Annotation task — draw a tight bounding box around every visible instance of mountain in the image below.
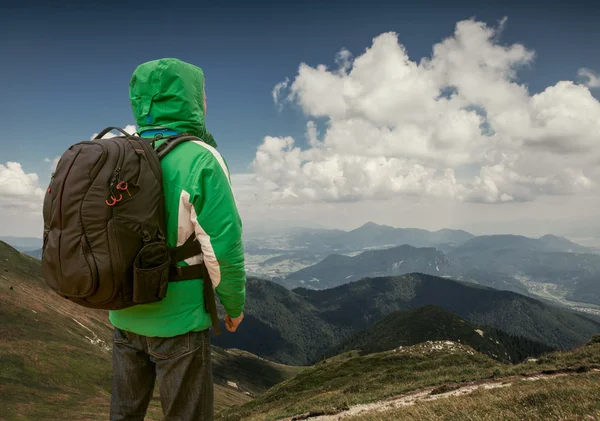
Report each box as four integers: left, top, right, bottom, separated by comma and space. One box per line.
212, 275, 600, 365
567, 276, 600, 306
325, 305, 555, 363
245, 224, 597, 289
244, 223, 474, 280
22, 248, 42, 260
539, 234, 591, 253
280, 234, 599, 301
454, 234, 590, 254
219, 336, 600, 421
214, 278, 335, 366
0, 241, 300, 420
450, 236, 600, 288
284, 245, 455, 289
0, 236, 42, 252
286, 222, 475, 253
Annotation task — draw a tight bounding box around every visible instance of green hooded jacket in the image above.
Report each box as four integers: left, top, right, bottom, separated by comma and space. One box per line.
108, 58, 246, 337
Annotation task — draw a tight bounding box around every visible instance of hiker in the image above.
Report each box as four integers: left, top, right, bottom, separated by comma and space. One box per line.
108, 58, 247, 421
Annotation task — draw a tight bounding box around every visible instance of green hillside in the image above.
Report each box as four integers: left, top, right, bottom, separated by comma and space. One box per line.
213, 275, 600, 365
325, 305, 555, 363
0, 241, 301, 421
219, 337, 600, 421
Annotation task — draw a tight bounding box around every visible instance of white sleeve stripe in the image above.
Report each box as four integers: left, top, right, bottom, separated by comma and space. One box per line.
192, 140, 231, 185
177, 190, 203, 266
181, 189, 221, 288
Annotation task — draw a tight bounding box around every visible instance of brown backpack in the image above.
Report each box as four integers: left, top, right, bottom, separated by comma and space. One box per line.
41, 127, 221, 334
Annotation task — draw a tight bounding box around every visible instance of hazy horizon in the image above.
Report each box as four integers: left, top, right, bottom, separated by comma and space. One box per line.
4, 217, 600, 248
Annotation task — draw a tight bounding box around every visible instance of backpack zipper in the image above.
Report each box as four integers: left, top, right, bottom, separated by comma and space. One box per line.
58, 150, 82, 230
47, 171, 55, 194
107, 139, 126, 205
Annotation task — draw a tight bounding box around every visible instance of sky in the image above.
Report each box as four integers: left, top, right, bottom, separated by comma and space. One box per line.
2, 0, 600, 241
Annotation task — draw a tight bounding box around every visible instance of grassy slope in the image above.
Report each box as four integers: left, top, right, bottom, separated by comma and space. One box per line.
350, 372, 600, 421
0, 241, 301, 421
326, 305, 555, 363
219, 338, 600, 421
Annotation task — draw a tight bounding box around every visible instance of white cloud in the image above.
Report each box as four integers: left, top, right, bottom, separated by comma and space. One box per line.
272, 78, 290, 109
252, 18, 600, 205
90, 124, 138, 140
44, 156, 60, 171
579, 68, 600, 88
0, 162, 45, 215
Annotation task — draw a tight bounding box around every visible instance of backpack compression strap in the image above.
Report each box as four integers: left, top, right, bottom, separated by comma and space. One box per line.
167, 230, 222, 337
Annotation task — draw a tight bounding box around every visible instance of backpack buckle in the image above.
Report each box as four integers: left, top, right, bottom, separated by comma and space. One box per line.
142, 229, 152, 243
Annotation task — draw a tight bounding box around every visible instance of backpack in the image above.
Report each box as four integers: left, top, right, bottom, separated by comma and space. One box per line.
41, 127, 221, 335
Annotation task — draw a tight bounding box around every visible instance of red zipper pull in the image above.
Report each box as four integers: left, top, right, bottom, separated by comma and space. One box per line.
116, 181, 131, 197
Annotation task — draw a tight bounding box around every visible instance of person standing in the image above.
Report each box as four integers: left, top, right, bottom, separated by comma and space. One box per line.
109, 58, 246, 421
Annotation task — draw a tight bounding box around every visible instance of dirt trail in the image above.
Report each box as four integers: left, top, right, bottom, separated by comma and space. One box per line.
283, 369, 599, 421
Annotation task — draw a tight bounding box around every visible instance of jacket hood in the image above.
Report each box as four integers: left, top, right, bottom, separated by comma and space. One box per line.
129, 58, 216, 147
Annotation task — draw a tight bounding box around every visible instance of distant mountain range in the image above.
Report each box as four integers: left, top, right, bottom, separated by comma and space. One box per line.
325, 305, 555, 363
456, 234, 590, 254
213, 274, 600, 365
245, 223, 599, 294
282, 232, 600, 302
0, 236, 42, 252
284, 222, 475, 253
3, 225, 592, 257
7, 225, 599, 307
250, 222, 590, 255
22, 248, 43, 260
284, 245, 456, 289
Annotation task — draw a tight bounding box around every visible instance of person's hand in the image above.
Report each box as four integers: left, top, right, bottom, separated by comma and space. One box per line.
225, 313, 244, 333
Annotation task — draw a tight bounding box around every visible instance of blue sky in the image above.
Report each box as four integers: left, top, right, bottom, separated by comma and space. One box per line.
2, 0, 600, 238
2, 0, 599, 180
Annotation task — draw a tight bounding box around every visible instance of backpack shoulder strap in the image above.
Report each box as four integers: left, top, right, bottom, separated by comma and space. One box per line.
150, 134, 221, 335
155, 135, 204, 160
